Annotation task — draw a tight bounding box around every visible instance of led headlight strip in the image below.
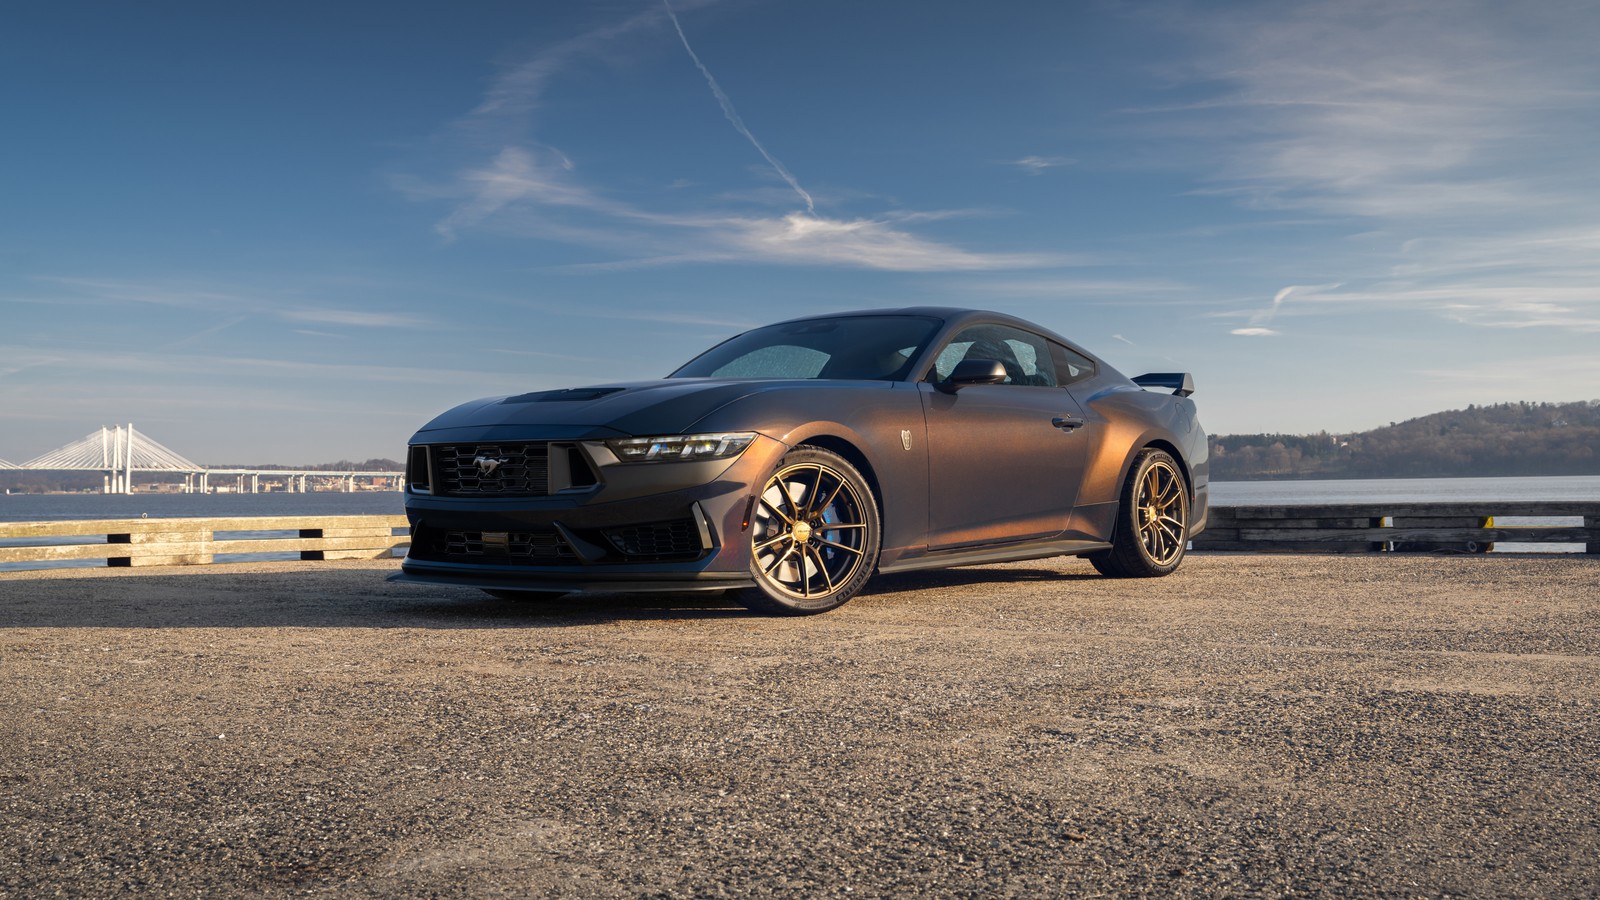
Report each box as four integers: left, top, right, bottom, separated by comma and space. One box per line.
605, 432, 756, 463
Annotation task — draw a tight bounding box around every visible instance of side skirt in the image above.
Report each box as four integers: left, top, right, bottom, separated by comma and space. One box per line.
875, 539, 1111, 575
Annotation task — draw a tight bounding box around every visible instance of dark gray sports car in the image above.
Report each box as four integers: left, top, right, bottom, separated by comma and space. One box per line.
393, 308, 1207, 614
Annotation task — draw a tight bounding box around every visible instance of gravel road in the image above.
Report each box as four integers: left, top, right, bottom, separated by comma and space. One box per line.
2, 553, 1597, 897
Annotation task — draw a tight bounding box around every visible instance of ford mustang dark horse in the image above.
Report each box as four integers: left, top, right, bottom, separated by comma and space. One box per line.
393, 308, 1207, 614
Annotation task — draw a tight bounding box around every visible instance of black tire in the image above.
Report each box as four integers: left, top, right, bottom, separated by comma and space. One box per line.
483, 589, 569, 601
737, 447, 881, 616
1088, 448, 1189, 578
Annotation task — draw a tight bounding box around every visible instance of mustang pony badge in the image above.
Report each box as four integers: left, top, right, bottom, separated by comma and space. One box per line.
473, 456, 507, 476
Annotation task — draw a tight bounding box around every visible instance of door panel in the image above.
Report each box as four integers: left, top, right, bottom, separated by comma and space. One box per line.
919, 383, 1089, 550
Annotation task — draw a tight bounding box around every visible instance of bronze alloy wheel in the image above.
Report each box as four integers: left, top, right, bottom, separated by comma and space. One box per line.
1136, 456, 1187, 566
1089, 448, 1189, 578
741, 448, 880, 615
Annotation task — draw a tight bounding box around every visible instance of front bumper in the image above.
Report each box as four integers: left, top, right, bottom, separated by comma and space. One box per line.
393, 434, 787, 594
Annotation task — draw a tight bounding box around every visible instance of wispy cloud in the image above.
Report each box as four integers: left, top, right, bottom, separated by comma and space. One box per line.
1152, 1, 1600, 218
406, 3, 1061, 273
1008, 155, 1075, 175
953, 275, 1192, 298
424, 146, 1064, 271
1229, 283, 1339, 336
1214, 280, 1600, 334
0, 344, 521, 389
279, 307, 426, 328
1144, 0, 1600, 334
662, 0, 814, 215
35, 276, 429, 329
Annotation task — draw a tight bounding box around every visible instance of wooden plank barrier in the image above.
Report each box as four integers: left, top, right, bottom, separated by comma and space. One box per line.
0, 515, 410, 569
1195, 502, 1600, 554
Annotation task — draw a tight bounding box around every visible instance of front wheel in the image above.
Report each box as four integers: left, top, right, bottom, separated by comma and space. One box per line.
738, 448, 881, 615
1089, 448, 1189, 578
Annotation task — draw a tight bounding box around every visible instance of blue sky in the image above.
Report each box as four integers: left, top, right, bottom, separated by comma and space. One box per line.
4, 0, 1599, 465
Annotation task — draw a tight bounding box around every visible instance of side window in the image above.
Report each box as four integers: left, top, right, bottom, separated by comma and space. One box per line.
1050, 343, 1097, 386
930, 324, 1059, 387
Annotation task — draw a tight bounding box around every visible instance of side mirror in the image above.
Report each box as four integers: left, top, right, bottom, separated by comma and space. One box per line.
938, 358, 1007, 393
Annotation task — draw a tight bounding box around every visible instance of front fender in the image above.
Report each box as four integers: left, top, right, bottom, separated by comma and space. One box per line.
686, 383, 930, 557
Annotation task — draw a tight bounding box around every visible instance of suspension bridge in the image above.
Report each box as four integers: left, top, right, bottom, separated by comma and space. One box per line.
3, 425, 402, 495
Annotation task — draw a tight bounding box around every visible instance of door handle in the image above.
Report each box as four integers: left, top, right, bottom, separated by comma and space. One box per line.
1051, 416, 1084, 431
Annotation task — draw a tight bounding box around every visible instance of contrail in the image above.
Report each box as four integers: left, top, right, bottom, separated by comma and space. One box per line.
662, 0, 816, 215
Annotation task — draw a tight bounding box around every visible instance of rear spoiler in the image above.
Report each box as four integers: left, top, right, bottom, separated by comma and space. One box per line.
1132, 372, 1195, 397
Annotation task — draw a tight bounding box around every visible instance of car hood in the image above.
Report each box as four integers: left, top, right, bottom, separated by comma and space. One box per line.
414, 378, 886, 440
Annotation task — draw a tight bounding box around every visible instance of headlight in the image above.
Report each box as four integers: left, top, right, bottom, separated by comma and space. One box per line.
605, 432, 756, 463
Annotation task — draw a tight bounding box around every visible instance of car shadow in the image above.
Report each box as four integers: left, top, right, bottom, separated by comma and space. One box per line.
0, 562, 1101, 629
866, 566, 1099, 595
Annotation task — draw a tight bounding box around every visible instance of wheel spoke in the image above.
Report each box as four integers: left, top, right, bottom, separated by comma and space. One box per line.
780, 476, 806, 520
760, 541, 797, 577
814, 522, 867, 530
754, 533, 790, 553
1159, 474, 1181, 501
812, 477, 846, 518
812, 535, 863, 555
759, 497, 794, 526
809, 545, 835, 594
806, 466, 828, 517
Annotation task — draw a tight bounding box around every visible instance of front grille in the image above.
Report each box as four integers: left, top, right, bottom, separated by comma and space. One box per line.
603, 520, 701, 559
423, 528, 576, 564
435, 444, 549, 496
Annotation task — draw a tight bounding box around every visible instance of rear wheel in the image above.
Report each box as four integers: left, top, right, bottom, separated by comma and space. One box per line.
738, 448, 881, 615
1089, 448, 1189, 578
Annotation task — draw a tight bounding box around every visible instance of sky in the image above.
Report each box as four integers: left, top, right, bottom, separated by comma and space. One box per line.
4, 0, 1599, 465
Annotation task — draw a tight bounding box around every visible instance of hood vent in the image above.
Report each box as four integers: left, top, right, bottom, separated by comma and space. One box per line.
502, 387, 626, 404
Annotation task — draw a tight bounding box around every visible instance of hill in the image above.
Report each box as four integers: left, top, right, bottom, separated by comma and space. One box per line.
1211, 401, 1600, 480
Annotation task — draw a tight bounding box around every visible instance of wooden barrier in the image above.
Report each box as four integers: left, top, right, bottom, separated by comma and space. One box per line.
1195, 502, 1600, 554
0, 515, 410, 569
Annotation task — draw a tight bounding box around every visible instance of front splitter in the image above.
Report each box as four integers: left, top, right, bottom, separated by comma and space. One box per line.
388, 568, 753, 594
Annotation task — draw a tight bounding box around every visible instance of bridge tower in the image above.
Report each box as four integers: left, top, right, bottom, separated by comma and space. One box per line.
21, 424, 201, 494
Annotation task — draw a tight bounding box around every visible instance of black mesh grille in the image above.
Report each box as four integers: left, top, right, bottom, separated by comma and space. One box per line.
435, 444, 549, 496
420, 527, 576, 564
603, 520, 701, 559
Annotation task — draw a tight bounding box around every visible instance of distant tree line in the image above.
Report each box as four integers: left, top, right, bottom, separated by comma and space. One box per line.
1211, 400, 1600, 480
0, 458, 402, 494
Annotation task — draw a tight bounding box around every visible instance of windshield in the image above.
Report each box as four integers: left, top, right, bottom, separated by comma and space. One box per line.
670, 315, 943, 381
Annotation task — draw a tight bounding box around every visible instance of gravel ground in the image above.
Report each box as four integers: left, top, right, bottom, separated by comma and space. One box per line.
2, 553, 1597, 898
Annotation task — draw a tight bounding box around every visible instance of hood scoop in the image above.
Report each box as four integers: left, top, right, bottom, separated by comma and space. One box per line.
502, 387, 627, 404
